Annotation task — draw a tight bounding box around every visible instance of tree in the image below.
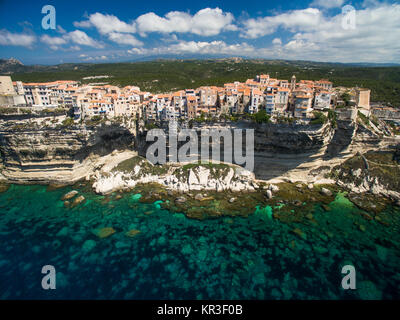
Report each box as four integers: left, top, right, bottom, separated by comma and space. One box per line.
252, 109, 271, 124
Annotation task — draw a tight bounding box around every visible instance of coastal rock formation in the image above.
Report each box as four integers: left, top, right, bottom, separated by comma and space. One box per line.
331, 149, 400, 201
0, 117, 136, 184
92, 156, 258, 195
0, 115, 398, 196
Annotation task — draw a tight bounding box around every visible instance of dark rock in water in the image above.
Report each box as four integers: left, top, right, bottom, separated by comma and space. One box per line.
292, 228, 307, 240
47, 183, 68, 191
61, 190, 78, 201
396, 200, 400, 207
357, 281, 382, 300
322, 204, 331, 212
293, 200, 302, 207
82, 239, 96, 252
320, 188, 333, 197
52, 240, 62, 249
114, 194, 122, 200
0, 184, 9, 193
175, 197, 186, 204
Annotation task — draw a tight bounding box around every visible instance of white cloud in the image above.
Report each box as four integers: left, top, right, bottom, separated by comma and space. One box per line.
241, 8, 324, 38
136, 8, 237, 36
64, 30, 104, 48
0, 29, 36, 47
278, 3, 400, 62
127, 40, 253, 56
107, 32, 143, 46
74, 13, 136, 35
40, 34, 67, 50
272, 38, 282, 45
81, 55, 108, 62
310, 0, 345, 9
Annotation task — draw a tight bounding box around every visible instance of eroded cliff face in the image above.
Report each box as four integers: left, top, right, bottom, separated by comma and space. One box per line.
0, 116, 397, 185
136, 120, 388, 182
0, 118, 136, 183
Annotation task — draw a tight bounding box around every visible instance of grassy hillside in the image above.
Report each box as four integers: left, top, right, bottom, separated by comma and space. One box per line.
3, 59, 400, 106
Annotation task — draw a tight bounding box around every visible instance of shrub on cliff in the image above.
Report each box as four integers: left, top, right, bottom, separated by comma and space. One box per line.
61, 117, 74, 127
310, 111, 328, 125
251, 109, 271, 124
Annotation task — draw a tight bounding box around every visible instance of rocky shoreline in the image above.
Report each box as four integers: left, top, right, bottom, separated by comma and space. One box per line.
1, 116, 400, 212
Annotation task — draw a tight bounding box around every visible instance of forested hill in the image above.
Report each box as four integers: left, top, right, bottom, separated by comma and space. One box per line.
2, 58, 400, 106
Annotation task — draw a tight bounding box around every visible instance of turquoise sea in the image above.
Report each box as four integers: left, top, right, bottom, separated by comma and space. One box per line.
0, 184, 399, 300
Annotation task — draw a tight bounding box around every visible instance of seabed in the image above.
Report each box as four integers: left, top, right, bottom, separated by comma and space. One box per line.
0, 182, 399, 300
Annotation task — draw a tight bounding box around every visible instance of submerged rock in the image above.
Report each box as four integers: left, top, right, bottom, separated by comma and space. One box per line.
322, 204, 331, 212
93, 227, 116, 239
321, 188, 333, 197
82, 239, 96, 252
61, 190, 78, 201
357, 281, 382, 300
0, 184, 10, 193
125, 229, 141, 237
292, 228, 307, 240
72, 195, 85, 207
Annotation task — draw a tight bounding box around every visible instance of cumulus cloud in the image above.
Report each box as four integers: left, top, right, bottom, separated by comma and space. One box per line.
40, 34, 67, 50
64, 30, 104, 48
74, 13, 136, 35
272, 38, 282, 45
81, 55, 108, 62
127, 40, 253, 56
278, 3, 400, 62
310, 0, 345, 9
107, 32, 143, 46
41, 30, 104, 50
241, 8, 324, 38
136, 8, 237, 36
0, 29, 36, 47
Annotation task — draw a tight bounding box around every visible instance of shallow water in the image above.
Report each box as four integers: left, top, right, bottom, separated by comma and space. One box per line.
0, 184, 399, 300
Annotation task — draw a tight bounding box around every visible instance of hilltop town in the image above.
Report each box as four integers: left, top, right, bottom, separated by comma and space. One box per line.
2, 72, 397, 124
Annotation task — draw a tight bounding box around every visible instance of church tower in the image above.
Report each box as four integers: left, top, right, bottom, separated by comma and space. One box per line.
290, 75, 296, 91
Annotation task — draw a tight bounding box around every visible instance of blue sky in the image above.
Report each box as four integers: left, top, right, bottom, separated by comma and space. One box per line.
0, 0, 399, 64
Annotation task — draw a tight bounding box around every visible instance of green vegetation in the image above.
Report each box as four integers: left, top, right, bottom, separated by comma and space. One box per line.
327, 109, 337, 128
6, 59, 400, 106
61, 117, 74, 127
0, 107, 18, 114
310, 111, 328, 125
357, 111, 370, 126
251, 109, 271, 124
112, 156, 169, 176
84, 115, 104, 126
276, 115, 295, 124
